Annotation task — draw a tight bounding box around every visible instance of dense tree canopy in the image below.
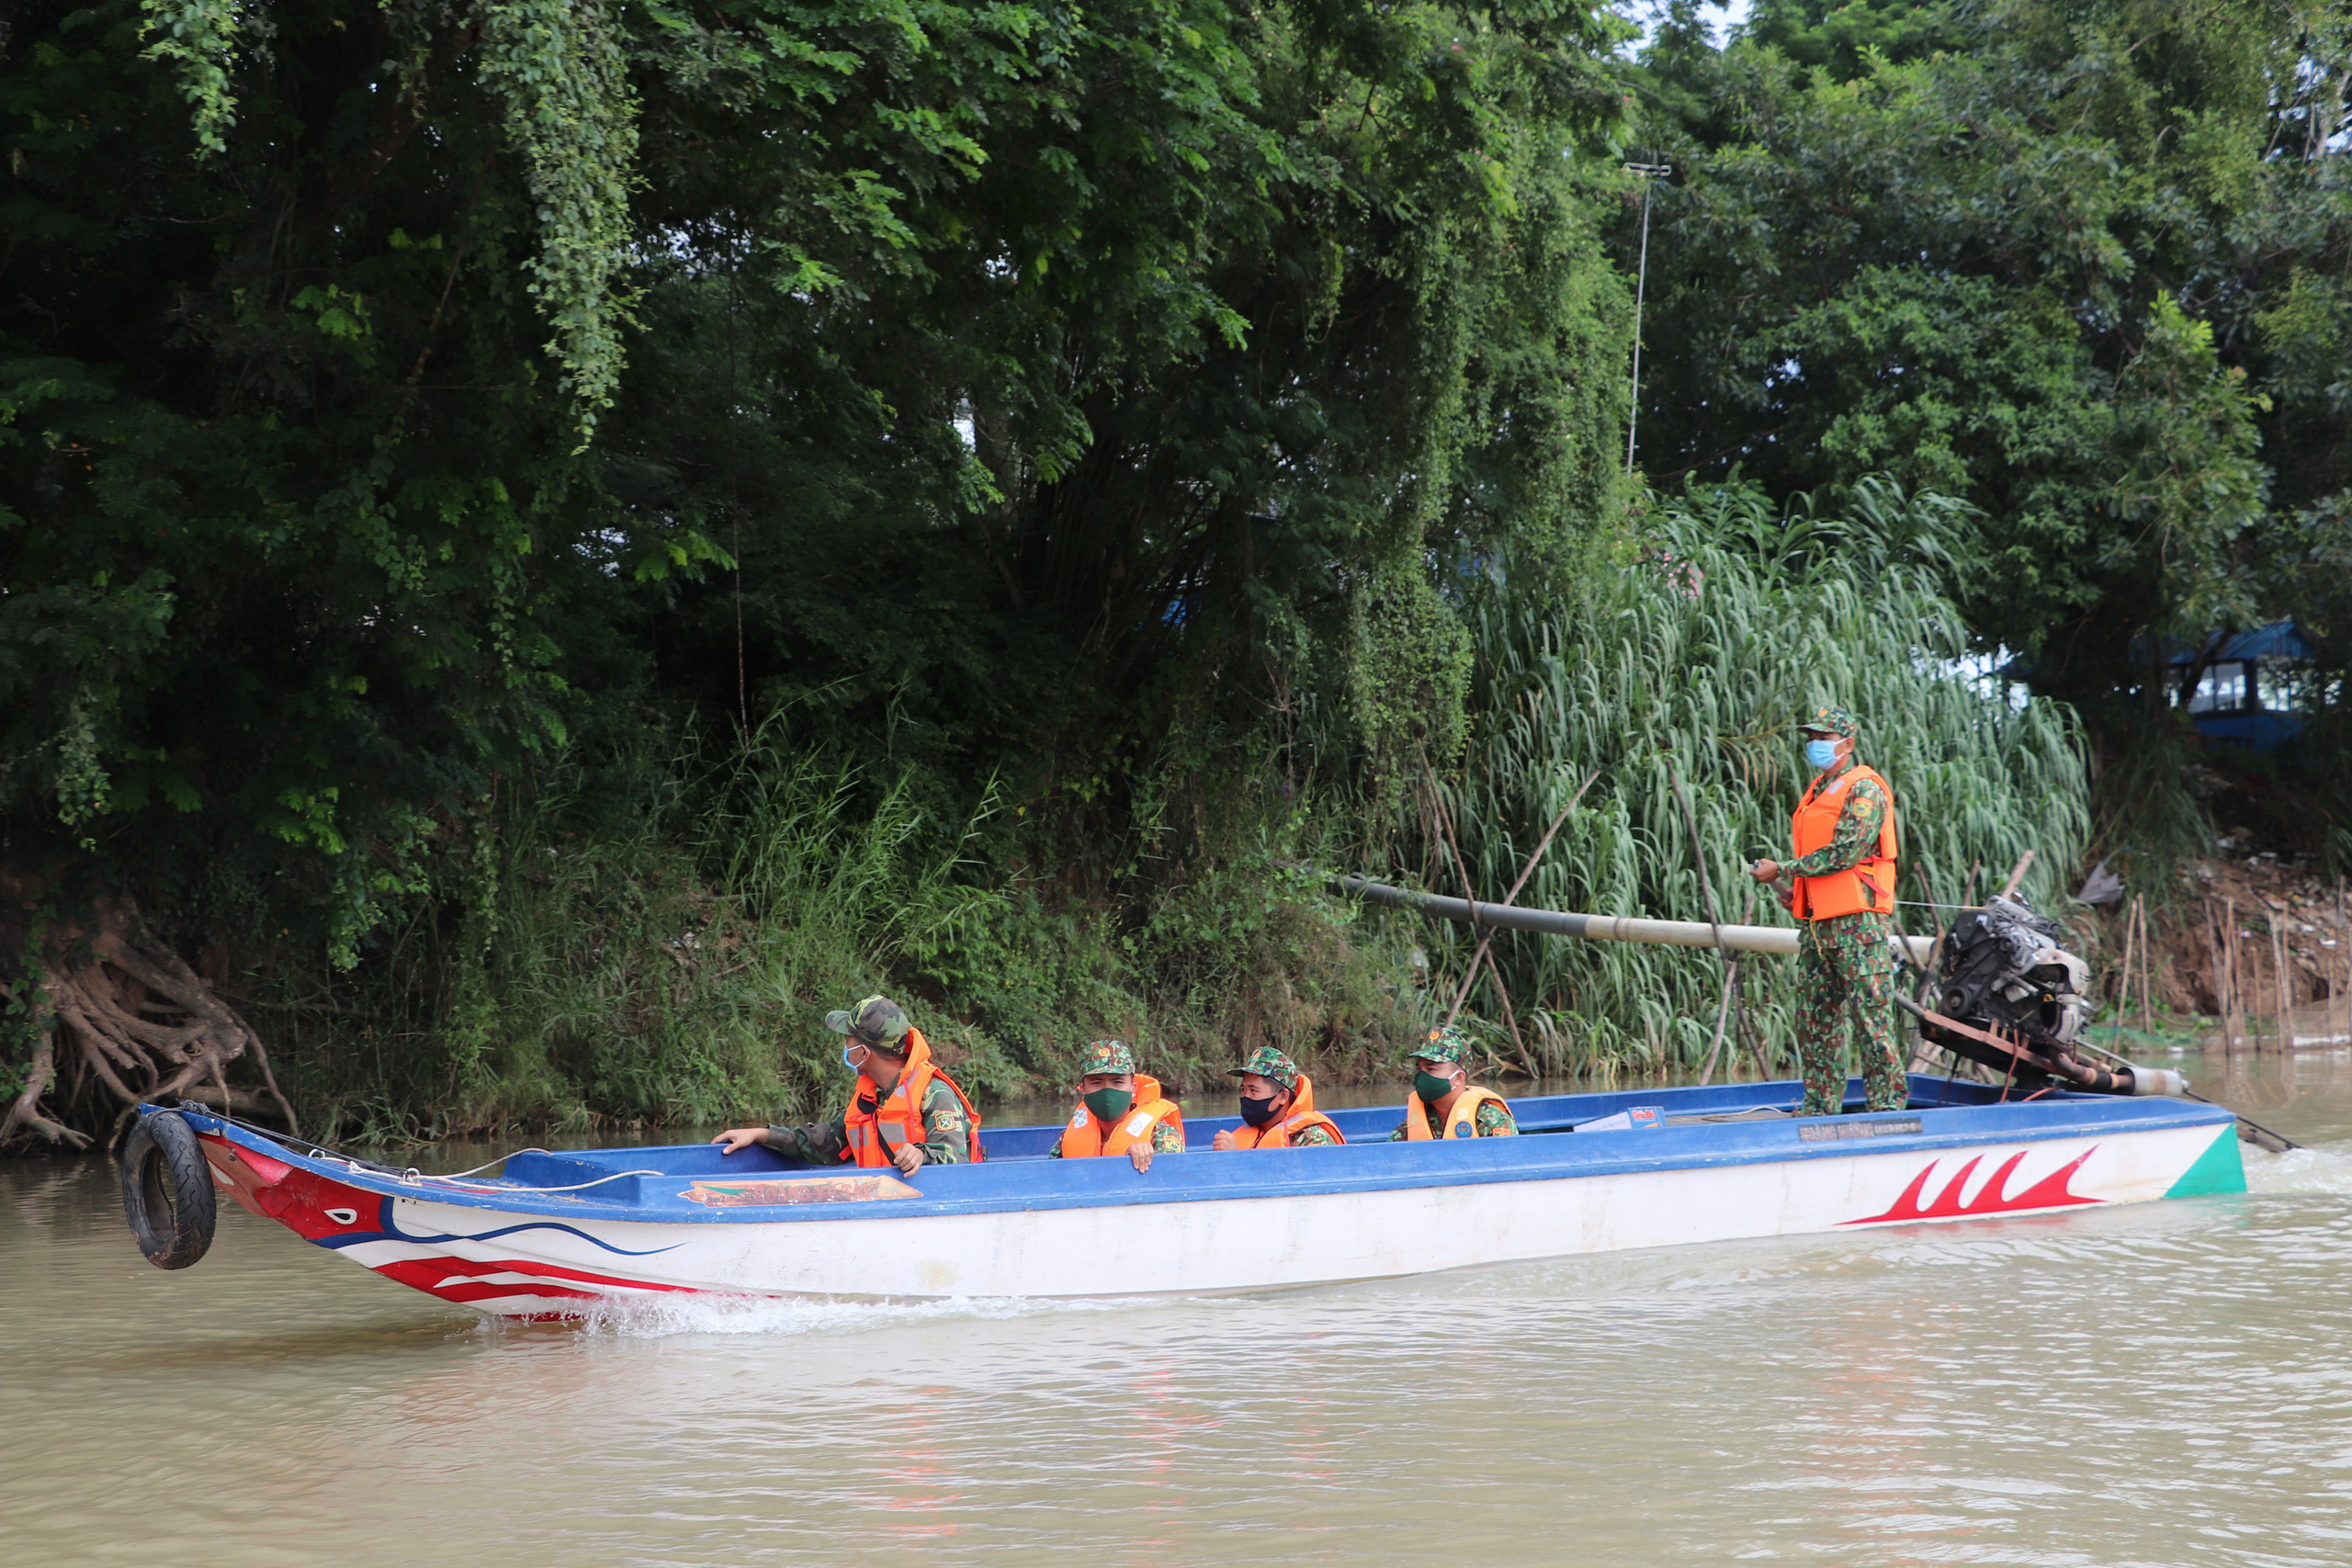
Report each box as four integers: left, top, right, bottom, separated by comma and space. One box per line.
2, 0, 1652, 1138
1, 0, 1634, 948
1620, 0, 2352, 856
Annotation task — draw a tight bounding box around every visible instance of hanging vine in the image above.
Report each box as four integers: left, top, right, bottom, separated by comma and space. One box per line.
138, 0, 247, 154
473, 0, 642, 437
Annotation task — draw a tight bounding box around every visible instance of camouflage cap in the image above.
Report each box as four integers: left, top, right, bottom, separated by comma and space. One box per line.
825, 995, 910, 1051
1079, 1039, 1136, 1076
1226, 1045, 1300, 1090
1800, 705, 1860, 740
1410, 1024, 1475, 1067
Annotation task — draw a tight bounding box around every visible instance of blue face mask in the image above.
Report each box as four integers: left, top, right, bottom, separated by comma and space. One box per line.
1804, 738, 1840, 770
842, 1044, 861, 1073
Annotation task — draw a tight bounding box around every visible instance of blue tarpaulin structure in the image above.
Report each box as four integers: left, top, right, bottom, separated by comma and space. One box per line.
2168, 621, 2313, 751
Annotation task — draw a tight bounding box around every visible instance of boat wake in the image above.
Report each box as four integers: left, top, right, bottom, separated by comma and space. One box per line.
536, 1287, 1152, 1340
2245, 1141, 2352, 1196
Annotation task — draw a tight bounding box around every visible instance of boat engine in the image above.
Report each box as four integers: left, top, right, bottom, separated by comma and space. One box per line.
1938, 896, 2093, 1050
1902, 895, 2188, 1097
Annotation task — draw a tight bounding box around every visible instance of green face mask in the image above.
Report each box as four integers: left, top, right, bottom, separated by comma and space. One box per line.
1083, 1087, 1135, 1123
1414, 1069, 1457, 1105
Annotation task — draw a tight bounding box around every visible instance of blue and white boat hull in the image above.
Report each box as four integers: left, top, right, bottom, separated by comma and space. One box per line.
175, 1077, 2245, 1317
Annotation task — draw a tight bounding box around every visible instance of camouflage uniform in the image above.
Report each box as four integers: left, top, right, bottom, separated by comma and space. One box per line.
762, 996, 972, 1164
1385, 1025, 1519, 1140
1780, 708, 1906, 1117
1047, 1039, 1185, 1157
1227, 1045, 1341, 1145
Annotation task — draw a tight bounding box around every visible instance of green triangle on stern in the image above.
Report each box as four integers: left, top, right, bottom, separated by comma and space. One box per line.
2165, 1126, 2249, 1199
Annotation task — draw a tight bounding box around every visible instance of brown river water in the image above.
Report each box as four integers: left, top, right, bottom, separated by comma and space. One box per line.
6, 1051, 2352, 1567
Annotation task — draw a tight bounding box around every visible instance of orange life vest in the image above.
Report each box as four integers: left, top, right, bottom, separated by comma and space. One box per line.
1789, 761, 1898, 920
1226, 1075, 1345, 1149
842, 1026, 984, 1167
1404, 1084, 1508, 1140
1054, 1074, 1184, 1157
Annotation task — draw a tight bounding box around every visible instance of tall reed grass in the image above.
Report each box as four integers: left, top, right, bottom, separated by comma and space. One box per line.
1385, 480, 2090, 1077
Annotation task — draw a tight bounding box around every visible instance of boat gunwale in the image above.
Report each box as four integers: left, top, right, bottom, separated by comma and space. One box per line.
169, 1081, 2236, 1229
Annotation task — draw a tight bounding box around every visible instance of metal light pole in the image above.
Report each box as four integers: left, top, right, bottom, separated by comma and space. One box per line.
1623, 160, 1672, 476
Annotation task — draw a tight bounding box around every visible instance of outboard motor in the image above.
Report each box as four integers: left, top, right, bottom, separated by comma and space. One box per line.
1902, 894, 2188, 1097
1938, 896, 2094, 1050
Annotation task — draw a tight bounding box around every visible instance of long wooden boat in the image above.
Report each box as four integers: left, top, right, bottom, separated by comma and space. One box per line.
156, 1076, 2244, 1319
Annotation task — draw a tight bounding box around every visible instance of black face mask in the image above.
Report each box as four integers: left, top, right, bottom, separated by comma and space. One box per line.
1238, 1093, 1282, 1128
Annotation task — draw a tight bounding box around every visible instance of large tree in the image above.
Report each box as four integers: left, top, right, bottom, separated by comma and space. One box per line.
0, 0, 1636, 1143
1619, 0, 2352, 859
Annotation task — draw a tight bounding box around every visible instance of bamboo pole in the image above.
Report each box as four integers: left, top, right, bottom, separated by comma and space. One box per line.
1331, 875, 1938, 964
2135, 894, 2154, 1038
2113, 897, 2137, 1048
1440, 773, 1597, 1027
1996, 850, 2036, 901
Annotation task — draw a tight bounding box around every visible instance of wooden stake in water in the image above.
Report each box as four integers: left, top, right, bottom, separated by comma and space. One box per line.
2335, 880, 2346, 1043
2274, 919, 2295, 1052
2223, 897, 2241, 1055
2204, 901, 2223, 1054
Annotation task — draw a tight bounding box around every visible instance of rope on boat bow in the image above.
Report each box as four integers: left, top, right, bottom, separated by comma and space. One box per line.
175, 1102, 664, 1191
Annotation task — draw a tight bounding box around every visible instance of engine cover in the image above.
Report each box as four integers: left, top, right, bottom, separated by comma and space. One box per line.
1937, 895, 2093, 1049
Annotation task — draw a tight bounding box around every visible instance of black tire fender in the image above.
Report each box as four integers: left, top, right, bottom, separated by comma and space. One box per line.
121, 1110, 217, 1269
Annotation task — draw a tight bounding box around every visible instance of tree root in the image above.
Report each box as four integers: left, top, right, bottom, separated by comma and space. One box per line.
2, 896, 298, 1149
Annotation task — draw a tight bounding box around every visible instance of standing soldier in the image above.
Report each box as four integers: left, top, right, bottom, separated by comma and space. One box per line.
1048, 1039, 1184, 1171
712, 995, 980, 1174
1386, 1026, 1517, 1140
1747, 706, 1905, 1116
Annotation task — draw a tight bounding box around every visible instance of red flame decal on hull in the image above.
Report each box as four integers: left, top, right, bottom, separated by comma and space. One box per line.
1843, 1146, 2100, 1227
370, 1254, 699, 1304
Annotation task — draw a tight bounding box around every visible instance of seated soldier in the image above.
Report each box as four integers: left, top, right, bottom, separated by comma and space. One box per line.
1388, 1025, 1517, 1141
1049, 1039, 1183, 1171
714, 995, 980, 1176
1211, 1047, 1345, 1149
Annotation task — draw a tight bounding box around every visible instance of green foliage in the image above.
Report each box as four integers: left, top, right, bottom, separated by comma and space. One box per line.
135, 0, 240, 153
474, 0, 641, 432
1, 0, 1634, 922
1346, 557, 1476, 809
1386, 479, 2087, 1077
13, 0, 2222, 1139
257, 716, 1414, 1139
1618, 0, 2352, 866
1742, 0, 1956, 80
